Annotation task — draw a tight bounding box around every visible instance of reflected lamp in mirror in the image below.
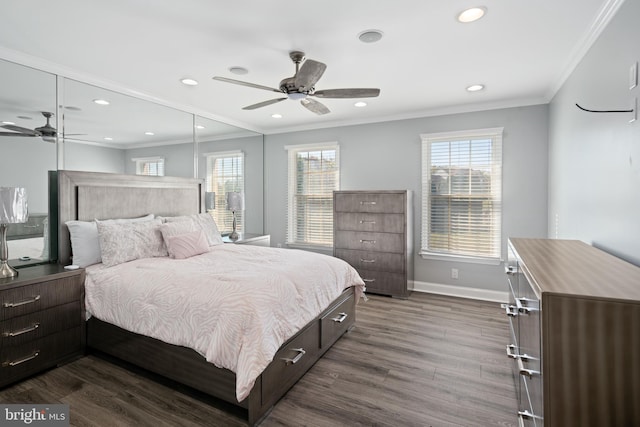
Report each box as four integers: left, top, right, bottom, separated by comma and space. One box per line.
0, 187, 28, 278
225, 192, 244, 241
205, 192, 216, 211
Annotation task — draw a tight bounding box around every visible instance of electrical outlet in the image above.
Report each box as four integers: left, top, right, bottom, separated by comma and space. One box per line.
451, 268, 459, 279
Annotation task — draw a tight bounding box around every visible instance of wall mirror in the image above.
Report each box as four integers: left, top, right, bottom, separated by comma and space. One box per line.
0, 58, 57, 265
0, 56, 265, 268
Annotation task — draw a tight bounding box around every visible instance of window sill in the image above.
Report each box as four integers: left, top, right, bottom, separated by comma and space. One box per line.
419, 251, 502, 266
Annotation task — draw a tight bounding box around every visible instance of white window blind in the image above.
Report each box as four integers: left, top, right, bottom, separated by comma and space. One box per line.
286, 143, 339, 248
133, 157, 164, 176
420, 128, 503, 260
205, 151, 244, 234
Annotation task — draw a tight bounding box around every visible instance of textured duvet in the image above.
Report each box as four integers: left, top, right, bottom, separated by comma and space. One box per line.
84, 244, 365, 401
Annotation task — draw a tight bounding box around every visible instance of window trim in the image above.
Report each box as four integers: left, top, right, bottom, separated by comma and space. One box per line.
419, 127, 503, 264
285, 142, 340, 249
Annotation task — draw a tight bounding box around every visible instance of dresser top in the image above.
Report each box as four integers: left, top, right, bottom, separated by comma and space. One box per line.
510, 238, 640, 302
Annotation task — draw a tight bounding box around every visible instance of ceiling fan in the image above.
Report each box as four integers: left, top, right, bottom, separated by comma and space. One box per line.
213, 51, 380, 115
0, 111, 57, 142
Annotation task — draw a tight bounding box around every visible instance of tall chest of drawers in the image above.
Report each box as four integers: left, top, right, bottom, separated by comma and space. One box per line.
333, 190, 413, 298
505, 238, 640, 427
1, 264, 85, 388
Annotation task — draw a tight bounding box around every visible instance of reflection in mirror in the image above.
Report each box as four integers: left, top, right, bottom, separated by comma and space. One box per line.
0, 58, 57, 265
196, 116, 264, 235
61, 78, 195, 177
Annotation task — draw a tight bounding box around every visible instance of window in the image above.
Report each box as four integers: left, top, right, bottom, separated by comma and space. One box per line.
204, 150, 244, 234
286, 143, 339, 248
133, 157, 164, 176
420, 128, 503, 261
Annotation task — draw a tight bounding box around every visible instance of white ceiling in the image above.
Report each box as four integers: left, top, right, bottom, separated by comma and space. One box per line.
0, 0, 621, 136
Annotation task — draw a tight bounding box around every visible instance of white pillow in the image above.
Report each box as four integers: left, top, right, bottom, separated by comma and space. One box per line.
65, 214, 154, 267
97, 218, 167, 267
162, 213, 223, 246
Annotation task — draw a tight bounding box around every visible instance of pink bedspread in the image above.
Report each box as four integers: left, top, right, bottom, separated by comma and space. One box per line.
84, 244, 364, 401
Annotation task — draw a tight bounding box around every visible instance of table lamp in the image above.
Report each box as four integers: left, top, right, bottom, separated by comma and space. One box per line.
225, 192, 244, 241
0, 187, 28, 278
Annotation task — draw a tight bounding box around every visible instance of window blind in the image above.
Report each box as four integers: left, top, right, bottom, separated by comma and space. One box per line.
133, 157, 164, 176
205, 151, 244, 234
420, 128, 503, 260
286, 143, 339, 247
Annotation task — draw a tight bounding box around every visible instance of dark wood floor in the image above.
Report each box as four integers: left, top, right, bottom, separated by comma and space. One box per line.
0, 293, 518, 426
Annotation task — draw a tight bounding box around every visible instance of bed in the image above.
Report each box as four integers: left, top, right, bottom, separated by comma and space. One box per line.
54, 170, 364, 425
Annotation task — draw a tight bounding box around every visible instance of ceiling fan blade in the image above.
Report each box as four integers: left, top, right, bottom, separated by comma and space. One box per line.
0, 131, 38, 137
295, 59, 327, 91
213, 76, 282, 93
313, 88, 380, 98
1, 124, 41, 136
300, 98, 330, 115
242, 97, 287, 110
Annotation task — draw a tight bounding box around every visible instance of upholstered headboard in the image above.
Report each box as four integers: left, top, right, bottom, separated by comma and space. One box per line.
54, 170, 204, 265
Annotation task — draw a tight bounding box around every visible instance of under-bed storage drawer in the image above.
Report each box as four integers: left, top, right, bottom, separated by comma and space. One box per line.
261, 321, 320, 405
320, 291, 355, 349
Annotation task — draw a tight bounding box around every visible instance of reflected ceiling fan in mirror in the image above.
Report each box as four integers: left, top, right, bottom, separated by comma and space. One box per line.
1, 111, 57, 142
213, 51, 380, 115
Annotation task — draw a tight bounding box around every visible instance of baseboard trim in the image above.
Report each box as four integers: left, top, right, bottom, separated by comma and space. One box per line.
411, 281, 508, 303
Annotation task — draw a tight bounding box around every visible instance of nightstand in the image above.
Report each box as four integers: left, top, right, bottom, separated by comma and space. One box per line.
0, 263, 85, 388
222, 233, 271, 247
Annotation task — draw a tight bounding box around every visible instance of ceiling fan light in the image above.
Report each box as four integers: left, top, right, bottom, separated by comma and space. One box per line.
457, 7, 487, 23
288, 92, 307, 101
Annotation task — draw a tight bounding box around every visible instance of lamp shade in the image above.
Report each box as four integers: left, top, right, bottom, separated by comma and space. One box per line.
226, 192, 244, 211
0, 187, 28, 224
205, 192, 216, 210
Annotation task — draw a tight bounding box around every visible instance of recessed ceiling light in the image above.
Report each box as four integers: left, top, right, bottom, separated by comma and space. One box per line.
16, 116, 31, 120
358, 29, 384, 43
181, 78, 199, 86
229, 67, 249, 75
271, 113, 282, 119
195, 125, 205, 129
145, 131, 155, 136
93, 99, 110, 105
466, 84, 485, 92
104, 137, 113, 141
64, 105, 82, 111
2, 121, 15, 125
457, 7, 487, 23
354, 101, 367, 108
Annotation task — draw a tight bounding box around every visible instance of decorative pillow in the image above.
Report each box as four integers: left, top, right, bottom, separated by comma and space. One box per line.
163, 213, 223, 246
66, 214, 154, 267
96, 218, 167, 267
159, 220, 197, 241
165, 230, 210, 259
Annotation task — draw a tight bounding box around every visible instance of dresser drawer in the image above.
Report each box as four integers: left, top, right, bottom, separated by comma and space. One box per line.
334, 212, 404, 233
358, 269, 407, 296
0, 276, 81, 321
320, 291, 355, 349
335, 192, 405, 214
1, 301, 81, 347
334, 231, 405, 253
335, 249, 405, 273
261, 321, 320, 404
0, 326, 83, 387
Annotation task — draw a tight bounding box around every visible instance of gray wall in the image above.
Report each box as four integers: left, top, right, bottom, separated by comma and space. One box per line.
64, 141, 126, 174
125, 143, 194, 178
548, 0, 640, 266
264, 104, 549, 292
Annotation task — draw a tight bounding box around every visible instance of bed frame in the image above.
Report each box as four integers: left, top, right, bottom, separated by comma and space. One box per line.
54, 170, 356, 426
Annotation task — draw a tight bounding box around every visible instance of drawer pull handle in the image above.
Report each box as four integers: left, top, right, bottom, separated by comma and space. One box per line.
2, 350, 40, 367
504, 265, 516, 275
3, 295, 41, 308
517, 356, 539, 378
359, 239, 376, 244
360, 201, 377, 205
331, 312, 348, 323
281, 348, 306, 365
506, 344, 519, 359
360, 258, 376, 263
362, 278, 376, 283
359, 220, 376, 224
518, 410, 543, 422
3, 322, 40, 338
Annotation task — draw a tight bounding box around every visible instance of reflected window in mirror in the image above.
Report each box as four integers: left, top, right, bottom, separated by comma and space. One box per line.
133, 156, 165, 176
205, 150, 244, 235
